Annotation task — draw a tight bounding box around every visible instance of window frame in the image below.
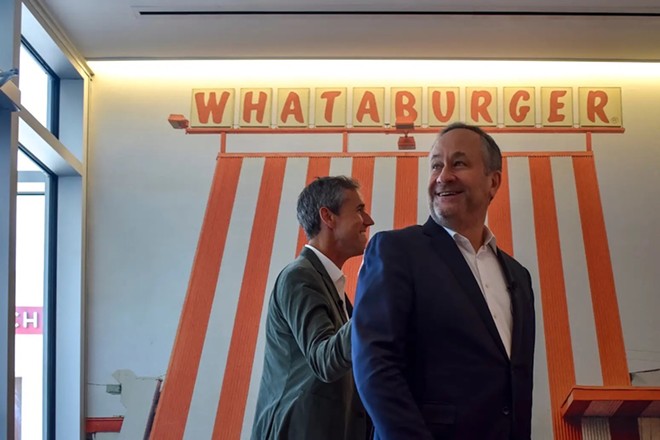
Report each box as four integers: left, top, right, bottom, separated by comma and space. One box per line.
20, 37, 60, 137
17, 145, 57, 439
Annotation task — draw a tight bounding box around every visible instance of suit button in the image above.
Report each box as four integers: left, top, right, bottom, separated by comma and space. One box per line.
502, 406, 511, 416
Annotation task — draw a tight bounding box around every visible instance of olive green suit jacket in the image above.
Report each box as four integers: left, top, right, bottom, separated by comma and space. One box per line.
251, 247, 368, 440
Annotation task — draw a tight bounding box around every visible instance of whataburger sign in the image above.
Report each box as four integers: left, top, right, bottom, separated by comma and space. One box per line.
189, 87, 622, 129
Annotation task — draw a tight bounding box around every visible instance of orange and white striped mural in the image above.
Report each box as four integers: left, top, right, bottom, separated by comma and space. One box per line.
149, 150, 656, 440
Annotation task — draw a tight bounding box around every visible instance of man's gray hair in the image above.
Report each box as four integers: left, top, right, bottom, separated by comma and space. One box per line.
438, 122, 502, 173
297, 176, 360, 239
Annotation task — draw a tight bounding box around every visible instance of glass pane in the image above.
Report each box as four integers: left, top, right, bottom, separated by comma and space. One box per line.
15, 149, 49, 440
17, 151, 42, 172
19, 44, 50, 128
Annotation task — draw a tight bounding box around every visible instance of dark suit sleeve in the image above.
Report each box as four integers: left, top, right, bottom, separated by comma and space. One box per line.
352, 232, 434, 440
275, 266, 352, 383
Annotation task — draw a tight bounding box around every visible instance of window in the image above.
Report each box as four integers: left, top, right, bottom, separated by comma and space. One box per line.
15, 148, 54, 440
2, 4, 87, 439
19, 40, 59, 135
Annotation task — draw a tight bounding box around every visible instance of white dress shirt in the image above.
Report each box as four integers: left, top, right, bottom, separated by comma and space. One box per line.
304, 245, 349, 319
442, 226, 513, 358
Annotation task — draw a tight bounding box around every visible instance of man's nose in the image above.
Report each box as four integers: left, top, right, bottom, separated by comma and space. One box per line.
363, 212, 375, 226
438, 166, 455, 183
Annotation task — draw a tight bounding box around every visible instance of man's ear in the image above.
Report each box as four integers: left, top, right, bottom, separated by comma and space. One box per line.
319, 206, 335, 230
489, 170, 502, 201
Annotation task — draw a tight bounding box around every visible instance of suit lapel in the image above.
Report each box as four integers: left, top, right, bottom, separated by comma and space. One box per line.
496, 250, 525, 363
422, 217, 509, 360
300, 247, 348, 324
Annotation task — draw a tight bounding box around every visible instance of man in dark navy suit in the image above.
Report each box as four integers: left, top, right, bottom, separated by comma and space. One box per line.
352, 122, 536, 440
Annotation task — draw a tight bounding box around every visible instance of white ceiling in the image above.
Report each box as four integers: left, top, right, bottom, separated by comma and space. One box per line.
37, 0, 660, 61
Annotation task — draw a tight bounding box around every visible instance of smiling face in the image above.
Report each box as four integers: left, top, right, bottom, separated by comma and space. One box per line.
428, 128, 501, 234
332, 188, 374, 260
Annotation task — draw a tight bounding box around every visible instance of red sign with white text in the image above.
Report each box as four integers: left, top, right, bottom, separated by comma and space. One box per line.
15, 307, 43, 335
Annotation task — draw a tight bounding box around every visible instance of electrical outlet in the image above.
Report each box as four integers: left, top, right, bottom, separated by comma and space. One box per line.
106, 384, 122, 395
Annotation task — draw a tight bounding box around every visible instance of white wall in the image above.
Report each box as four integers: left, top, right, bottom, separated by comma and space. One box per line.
85, 61, 660, 431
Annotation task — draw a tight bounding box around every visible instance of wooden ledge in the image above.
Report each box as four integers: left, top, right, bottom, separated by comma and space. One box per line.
561, 386, 660, 418
183, 126, 626, 135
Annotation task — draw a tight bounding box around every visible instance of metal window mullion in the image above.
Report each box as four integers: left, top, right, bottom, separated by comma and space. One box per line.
48, 75, 59, 137
18, 170, 48, 183
43, 173, 57, 440
0, 0, 21, 438
0, 108, 18, 440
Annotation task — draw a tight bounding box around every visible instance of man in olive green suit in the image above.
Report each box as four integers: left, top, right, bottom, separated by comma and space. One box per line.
251, 176, 374, 440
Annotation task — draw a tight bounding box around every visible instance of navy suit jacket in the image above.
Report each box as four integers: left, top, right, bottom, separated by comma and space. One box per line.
352, 218, 535, 440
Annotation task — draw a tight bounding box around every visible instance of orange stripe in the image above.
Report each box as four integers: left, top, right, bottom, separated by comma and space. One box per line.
212, 157, 287, 440
573, 156, 630, 386
585, 132, 592, 152
150, 157, 243, 440
295, 157, 332, 255
344, 157, 375, 302
529, 157, 582, 440
488, 157, 513, 256
393, 156, 418, 229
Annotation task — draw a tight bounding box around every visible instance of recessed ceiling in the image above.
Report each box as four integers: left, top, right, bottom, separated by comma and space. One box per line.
36, 0, 660, 61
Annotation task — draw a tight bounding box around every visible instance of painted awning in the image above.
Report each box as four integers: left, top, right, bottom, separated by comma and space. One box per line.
150, 151, 636, 440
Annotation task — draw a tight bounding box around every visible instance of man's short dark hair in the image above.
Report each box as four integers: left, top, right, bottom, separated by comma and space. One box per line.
439, 122, 502, 173
297, 176, 360, 239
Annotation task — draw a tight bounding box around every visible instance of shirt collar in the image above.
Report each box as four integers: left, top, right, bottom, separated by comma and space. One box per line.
442, 225, 498, 253
304, 244, 345, 285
